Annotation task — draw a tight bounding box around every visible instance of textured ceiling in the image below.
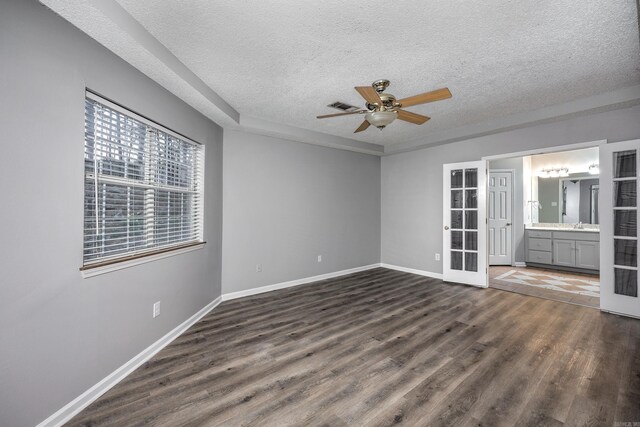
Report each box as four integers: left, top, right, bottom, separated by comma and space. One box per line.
41, 0, 639, 148
112, 0, 640, 146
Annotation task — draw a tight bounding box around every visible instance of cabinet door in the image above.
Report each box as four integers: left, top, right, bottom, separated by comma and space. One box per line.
576, 241, 600, 270
553, 239, 576, 267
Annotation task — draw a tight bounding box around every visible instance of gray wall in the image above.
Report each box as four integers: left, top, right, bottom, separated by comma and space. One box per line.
489, 157, 525, 263
539, 178, 561, 222
381, 104, 640, 274
222, 130, 381, 294
0, 2, 223, 426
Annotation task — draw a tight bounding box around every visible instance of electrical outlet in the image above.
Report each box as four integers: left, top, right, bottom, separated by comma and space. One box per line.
153, 301, 161, 318
317, 255, 322, 263
435, 253, 441, 261
256, 263, 262, 273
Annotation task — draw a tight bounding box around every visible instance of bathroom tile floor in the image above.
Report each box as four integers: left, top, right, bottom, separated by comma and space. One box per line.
489, 265, 600, 308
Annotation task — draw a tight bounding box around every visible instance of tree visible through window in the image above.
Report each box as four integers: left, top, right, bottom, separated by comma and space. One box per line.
83, 93, 204, 266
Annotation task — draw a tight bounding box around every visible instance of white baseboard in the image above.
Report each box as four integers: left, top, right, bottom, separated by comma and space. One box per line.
379, 263, 443, 280
37, 296, 223, 427
514, 262, 527, 267
37, 262, 394, 426
222, 264, 381, 301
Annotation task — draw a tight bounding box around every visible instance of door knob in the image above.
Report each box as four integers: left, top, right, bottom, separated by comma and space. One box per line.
506, 223, 512, 226
444, 226, 450, 230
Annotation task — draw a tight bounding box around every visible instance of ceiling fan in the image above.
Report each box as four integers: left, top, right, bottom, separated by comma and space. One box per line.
317, 79, 452, 133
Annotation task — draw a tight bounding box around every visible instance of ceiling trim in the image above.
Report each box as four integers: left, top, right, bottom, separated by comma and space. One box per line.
40, 1, 640, 157
238, 116, 385, 156
384, 85, 640, 155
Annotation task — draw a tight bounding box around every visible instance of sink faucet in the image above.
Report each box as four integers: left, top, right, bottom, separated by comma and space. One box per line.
573, 221, 583, 229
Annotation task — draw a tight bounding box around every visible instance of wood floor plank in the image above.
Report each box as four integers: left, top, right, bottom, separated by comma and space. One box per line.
66, 268, 640, 427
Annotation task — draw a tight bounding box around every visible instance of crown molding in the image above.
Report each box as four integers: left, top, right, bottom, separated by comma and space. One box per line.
384, 85, 640, 155
40, 1, 640, 157
236, 116, 385, 156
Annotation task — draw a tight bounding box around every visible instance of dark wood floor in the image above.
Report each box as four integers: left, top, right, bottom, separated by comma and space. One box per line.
67, 268, 640, 426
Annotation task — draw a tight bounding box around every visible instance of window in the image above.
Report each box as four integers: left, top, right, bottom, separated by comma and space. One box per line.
82, 92, 204, 270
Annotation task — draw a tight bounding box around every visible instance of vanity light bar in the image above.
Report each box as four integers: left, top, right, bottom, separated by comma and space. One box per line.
539, 167, 569, 178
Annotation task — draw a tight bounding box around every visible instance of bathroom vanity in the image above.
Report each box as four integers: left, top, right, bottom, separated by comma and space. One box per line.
526, 224, 599, 273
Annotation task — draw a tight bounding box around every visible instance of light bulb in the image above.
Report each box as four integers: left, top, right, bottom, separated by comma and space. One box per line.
365, 111, 397, 128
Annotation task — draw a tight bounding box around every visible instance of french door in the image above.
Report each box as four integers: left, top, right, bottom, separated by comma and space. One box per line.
443, 161, 487, 287
600, 139, 640, 318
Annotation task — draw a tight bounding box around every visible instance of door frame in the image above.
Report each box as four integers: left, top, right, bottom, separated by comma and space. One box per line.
488, 168, 515, 266
481, 139, 605, 301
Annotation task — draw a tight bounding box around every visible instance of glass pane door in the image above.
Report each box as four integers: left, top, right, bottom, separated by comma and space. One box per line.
612, 150, 637, 297
600, 140, 640, 317
443, 161, 487, 287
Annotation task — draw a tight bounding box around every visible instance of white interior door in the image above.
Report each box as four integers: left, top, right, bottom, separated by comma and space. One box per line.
443, 161, 487, 287
488, 171, 513, 265
600, 139, 640, 318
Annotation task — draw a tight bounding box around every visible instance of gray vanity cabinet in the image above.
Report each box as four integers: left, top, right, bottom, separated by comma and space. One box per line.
526, 229, 599, 272
575, 240, 599, 270
552, 239, 576, 267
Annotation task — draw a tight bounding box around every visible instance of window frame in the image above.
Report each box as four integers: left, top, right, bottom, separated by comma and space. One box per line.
81, 91, 205, 277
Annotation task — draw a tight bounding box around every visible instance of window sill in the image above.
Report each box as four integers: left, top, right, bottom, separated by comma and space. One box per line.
80, 242, 206, 278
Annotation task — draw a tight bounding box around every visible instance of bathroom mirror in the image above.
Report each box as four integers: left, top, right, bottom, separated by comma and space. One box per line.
535, 174, 599, 224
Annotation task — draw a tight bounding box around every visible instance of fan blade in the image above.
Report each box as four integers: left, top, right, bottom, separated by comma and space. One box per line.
354, 120, 370, 133
316, 110, 366, 119
397, 109, 430, 125
397, 88, 452, 108
355, 86, 383, 106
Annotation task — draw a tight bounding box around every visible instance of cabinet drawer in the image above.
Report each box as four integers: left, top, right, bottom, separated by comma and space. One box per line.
528, 238, 552, 252
553, 231, 599, 241
527, 230, 552, 239
528, 250, 552, 264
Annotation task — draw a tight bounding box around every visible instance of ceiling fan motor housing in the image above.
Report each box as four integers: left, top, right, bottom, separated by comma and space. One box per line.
366, 93, 398, 111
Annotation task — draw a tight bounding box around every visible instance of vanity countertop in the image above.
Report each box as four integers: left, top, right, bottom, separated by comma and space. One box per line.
525, 226, 599, 233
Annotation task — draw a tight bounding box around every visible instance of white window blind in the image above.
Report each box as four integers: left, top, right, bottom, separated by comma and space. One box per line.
83, 93, 204, 267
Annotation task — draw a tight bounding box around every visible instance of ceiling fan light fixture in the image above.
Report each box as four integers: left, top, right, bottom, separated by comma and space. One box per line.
365, 110, 397, 129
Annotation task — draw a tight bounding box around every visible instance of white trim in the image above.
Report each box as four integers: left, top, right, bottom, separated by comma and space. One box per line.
81, 243, 206, 278
514, 262, 527, 267
388, 84, 639, 154
37, 296, 223, 427
222, 264, 381, 301
38, 262, 469, 426
379, 263, 443, 280
601, 309, 640, 320
237, 116, 385, 156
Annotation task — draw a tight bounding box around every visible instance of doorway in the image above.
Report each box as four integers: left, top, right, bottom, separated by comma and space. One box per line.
485, 142, 602, 308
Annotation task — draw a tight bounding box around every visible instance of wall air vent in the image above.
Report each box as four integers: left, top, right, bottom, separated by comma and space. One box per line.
327, 102, 361, 112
